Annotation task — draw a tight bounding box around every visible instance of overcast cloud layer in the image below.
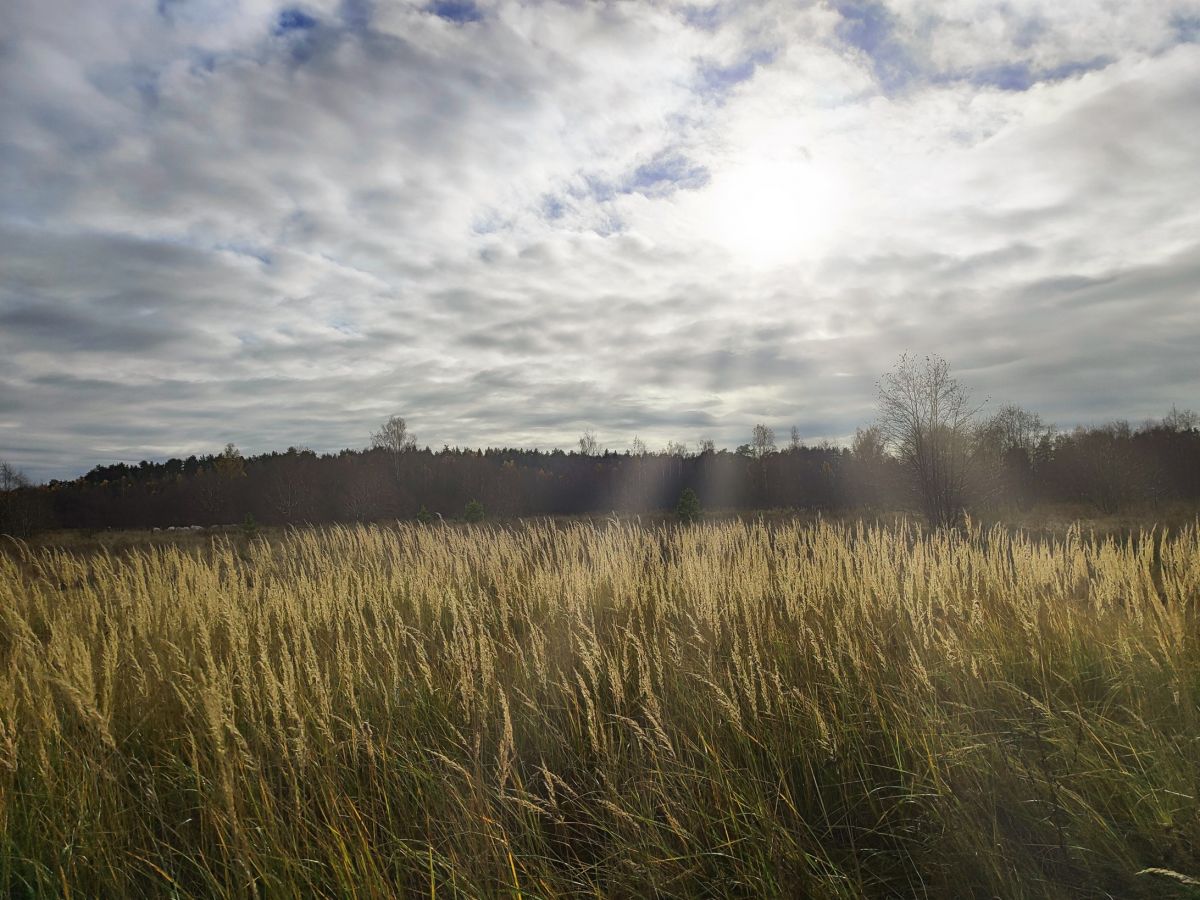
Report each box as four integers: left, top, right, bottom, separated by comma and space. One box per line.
2, 0, 1199, 479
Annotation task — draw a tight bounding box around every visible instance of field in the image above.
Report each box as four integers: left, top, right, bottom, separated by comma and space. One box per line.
2, 519, 1199, 898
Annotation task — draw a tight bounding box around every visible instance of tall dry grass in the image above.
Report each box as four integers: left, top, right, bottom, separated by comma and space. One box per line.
1, 519, 1198, 897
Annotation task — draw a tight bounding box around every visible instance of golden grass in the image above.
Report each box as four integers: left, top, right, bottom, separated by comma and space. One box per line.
1, 518, 1198, 897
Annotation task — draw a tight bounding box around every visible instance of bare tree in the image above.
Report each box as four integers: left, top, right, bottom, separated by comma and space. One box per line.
852, 426, 887, 464
372, 415, 416, 484
742, 425, 777, 502
877, 353, 983, 528
697, 438, 716, 455
624, 435, 647, 509
974, 404, 1054, 510
0, 459, 38, 537
0, 460, 28, 492
1163, 405, 1200, 432
578, 429, 599, 456
850, 425, 889, 508
663, 440, 689, 488
372, 416, 417, 454
750, 424, 776, 459
979, 405, 1049, 456
789, 425, 802, 451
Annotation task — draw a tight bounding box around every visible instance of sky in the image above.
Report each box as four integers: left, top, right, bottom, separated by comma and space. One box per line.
2, 0, 1199, 480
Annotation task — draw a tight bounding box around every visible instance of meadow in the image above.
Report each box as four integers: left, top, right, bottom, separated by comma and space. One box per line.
1, 518, 1198, 898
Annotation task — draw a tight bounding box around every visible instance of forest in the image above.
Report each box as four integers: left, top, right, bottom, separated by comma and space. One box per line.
3, 404, 1199, 535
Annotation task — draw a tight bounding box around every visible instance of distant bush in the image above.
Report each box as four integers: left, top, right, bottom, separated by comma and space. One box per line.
464, 499, 485, 523
416, 505, 433, 524
675, 487, 701, 523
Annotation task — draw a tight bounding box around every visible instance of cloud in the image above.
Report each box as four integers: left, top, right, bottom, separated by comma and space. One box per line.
1, 0, 1199, 479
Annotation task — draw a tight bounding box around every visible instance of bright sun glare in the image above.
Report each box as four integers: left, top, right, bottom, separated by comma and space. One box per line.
704, 155, 849, 268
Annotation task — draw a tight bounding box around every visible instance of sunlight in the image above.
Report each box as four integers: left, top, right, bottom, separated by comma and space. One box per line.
703, 154, 848, 268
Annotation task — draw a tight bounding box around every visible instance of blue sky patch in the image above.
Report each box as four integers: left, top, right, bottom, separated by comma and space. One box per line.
833, 0, 919, 93
191, 51, 219, 74
339, 0, 372, 31
970, 62, 1036, 91
952, 56, 1112, 91
575, 175, 616, 204
699, 48, 775, 96
275, 8, 318, 34
1039, 56, 1113, 83
541, 195, 567, 221
428, 0, 482, 24
215, 242, 273, 266
681, 3, 724, 31
1172, 14, 1200, 42
624, 152, 710, 197
471, 208, 509, 235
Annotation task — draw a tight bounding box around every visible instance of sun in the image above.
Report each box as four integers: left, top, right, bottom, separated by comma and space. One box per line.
703, 154, 848, 268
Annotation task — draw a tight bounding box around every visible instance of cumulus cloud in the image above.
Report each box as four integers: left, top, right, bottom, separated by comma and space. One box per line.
1, 0, 1198, 479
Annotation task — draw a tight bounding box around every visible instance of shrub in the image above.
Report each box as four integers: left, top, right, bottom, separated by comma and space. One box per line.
675, 487, 701, 523
464, 499, 485, 523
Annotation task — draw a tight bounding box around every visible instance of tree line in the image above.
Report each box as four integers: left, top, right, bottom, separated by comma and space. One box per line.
1, 355, 1198, 535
